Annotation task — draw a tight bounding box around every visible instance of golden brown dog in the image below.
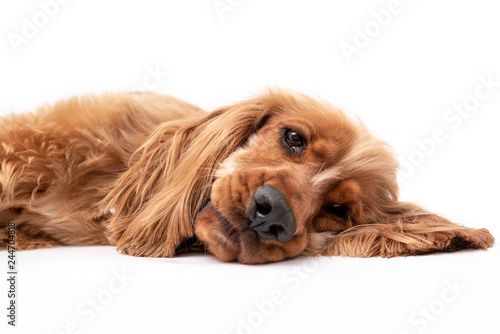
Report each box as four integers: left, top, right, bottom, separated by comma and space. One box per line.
0, 89, 494, 263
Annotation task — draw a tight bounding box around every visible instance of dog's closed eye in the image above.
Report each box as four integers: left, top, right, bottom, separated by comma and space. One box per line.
323, 204, 349, 220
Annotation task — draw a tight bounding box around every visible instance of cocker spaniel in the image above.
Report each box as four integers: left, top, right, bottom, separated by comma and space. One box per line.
0, 89, 494, 263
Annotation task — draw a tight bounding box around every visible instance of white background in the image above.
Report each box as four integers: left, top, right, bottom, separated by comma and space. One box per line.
1, 1, 499, 333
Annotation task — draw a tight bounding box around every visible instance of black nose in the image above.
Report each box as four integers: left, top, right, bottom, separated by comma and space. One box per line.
247, 185, 296, 242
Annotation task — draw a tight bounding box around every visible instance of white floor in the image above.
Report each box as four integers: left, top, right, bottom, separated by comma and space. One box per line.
1, 243, 499, 334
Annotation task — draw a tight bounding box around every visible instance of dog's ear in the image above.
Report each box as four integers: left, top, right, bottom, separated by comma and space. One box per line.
103, 96, 274, 257
322, 202, 494, 258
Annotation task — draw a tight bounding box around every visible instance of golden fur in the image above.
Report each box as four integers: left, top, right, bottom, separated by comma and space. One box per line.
0, 89, 494, 263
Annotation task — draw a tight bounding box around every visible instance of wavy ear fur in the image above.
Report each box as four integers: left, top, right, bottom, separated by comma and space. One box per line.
322, 203, 494, 258
104, 96, 274, 257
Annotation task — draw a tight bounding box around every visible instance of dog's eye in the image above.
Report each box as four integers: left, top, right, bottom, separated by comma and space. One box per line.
284, 129, 305, 151
324, 204, 349, 219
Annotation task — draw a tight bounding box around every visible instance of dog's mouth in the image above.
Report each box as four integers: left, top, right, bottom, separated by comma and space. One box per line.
207, 201, 241, 248
194, 200, 244, 262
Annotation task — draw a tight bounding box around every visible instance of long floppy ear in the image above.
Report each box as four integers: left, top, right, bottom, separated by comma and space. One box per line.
103, 96, 274, 257
322, 203, 494, 258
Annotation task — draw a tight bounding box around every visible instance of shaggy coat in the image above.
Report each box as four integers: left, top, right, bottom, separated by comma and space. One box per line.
0, 90, 494, 263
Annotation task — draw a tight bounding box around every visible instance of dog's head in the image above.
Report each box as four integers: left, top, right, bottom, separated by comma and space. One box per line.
194, 90, 401, 263
108, 89, 493, 262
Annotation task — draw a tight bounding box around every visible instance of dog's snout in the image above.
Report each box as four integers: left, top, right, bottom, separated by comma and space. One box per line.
248, 185, 296, 242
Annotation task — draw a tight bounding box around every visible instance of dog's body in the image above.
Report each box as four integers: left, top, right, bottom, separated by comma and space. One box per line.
0, 92, 199, 249
0, 90, 494, 263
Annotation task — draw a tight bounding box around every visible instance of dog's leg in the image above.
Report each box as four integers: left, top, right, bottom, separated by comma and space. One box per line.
0, 127, 67, 249
0, 151, 63, 250
0, 210, 62, 250
0, 136, 52, 212
0, 120, 112, 249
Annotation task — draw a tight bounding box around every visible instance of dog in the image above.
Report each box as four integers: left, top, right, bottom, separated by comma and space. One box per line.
0, 89, 494, 264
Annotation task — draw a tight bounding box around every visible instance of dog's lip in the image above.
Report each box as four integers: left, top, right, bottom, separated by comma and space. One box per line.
205, 201, 241, 249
